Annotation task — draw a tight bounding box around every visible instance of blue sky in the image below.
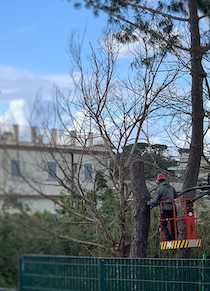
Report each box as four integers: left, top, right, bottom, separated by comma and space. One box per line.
1, 1, 207, 152
0, 0, 107, 124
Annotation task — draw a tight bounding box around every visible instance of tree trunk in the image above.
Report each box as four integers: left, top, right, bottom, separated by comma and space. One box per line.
116, 163, 128, 257
130, 160, 150, 258
177, 0, 205, 258
182, 0, 205, 192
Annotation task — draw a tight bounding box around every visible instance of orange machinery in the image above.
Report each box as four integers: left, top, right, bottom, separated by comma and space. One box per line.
159, 184, 210, 250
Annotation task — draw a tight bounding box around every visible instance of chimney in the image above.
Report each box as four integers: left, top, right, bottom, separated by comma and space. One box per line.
13, 124, 19, 144
87, 132, 93, 147
31, 126, 37, 144
51, 128, 57, 144
70, 130, 76, 146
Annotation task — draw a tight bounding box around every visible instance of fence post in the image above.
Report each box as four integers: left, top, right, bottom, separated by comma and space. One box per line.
201, 253, 207, 291
18, 256, 24, 291
99, 259, 106, 291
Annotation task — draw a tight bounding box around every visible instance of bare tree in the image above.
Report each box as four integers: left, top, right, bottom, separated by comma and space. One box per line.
51, 29, 180, 256
0, 28, 180, 257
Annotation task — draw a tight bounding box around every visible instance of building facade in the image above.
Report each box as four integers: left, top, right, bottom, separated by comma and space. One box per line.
0, 124, 111, 213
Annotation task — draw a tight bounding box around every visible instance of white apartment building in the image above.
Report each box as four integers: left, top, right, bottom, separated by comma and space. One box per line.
0, 124, 111, 213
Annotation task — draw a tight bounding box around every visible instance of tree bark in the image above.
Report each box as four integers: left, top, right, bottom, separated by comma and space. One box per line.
130, 160, 150, 258
177, 0, 205, 258
182, 0, 205, 193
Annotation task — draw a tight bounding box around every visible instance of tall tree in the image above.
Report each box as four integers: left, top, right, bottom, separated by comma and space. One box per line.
69, 0, 210, 257
130, 160, 150, 258
61, 30, 179, 256
6, 28, 179, 257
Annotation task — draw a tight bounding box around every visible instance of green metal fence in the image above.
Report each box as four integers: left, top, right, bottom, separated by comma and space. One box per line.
19, 255, 210, 291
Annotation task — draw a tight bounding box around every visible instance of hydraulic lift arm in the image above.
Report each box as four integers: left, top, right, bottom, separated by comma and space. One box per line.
177, 185, 210, 202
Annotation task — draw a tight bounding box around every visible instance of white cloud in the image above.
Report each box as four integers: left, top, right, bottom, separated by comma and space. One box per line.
0, 99, 27, 126
43, 73, 71, 88
0, 65, 71, 101
0, 65, 73, 124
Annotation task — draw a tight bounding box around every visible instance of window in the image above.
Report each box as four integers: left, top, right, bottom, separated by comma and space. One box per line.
47, 161, 57, 180
11, 160, 21, 178
84, 163, 93, 182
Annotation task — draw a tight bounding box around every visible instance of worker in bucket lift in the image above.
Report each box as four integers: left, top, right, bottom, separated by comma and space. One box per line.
147, 173, 177, 241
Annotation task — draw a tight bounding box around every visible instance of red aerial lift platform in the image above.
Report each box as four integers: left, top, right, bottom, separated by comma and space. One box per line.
159, 184, 210, 250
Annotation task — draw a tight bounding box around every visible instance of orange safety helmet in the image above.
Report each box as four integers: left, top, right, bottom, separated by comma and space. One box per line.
156, 173, 166, 181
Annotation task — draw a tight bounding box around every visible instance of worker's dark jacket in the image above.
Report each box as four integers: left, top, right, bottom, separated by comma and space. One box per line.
151, 181, 177, 210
